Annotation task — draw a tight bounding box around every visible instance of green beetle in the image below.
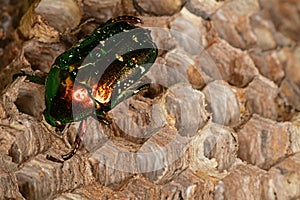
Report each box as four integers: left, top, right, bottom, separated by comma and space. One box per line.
35, 16, 157, 161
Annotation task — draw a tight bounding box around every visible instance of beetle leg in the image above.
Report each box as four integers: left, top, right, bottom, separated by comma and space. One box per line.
13, 73, 46, 85
61, 118, 87, 161
95, 109, 112, 125
97, 115, 112, 125
51, 124, 69, 139
100, 16, 142, 28
110, 16, 142, 24
46, 155, 64, 163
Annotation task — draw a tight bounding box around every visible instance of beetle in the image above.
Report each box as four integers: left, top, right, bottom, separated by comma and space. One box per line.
27, 16, 158, 162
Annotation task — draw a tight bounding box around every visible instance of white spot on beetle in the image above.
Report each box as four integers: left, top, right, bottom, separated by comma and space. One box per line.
100, 40, 105, 45
132, 35, 139, 43
96, 52, 101, 58
139, 65, 145, 73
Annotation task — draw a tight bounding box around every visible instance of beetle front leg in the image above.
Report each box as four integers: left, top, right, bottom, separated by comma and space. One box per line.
61, 118, 87, 161
13, 73, 46, 85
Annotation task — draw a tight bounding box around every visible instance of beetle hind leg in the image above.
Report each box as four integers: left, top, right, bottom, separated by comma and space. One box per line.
61, 135, 81, 160
61, 119, 87, 161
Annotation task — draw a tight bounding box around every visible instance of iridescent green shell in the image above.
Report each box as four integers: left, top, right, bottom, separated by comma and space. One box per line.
44, 16, 158, 127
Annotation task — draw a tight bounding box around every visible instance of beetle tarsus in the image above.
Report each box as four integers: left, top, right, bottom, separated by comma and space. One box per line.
46, 154, 64, 163
61, 135, 81, 160
61, 119, 87, 161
